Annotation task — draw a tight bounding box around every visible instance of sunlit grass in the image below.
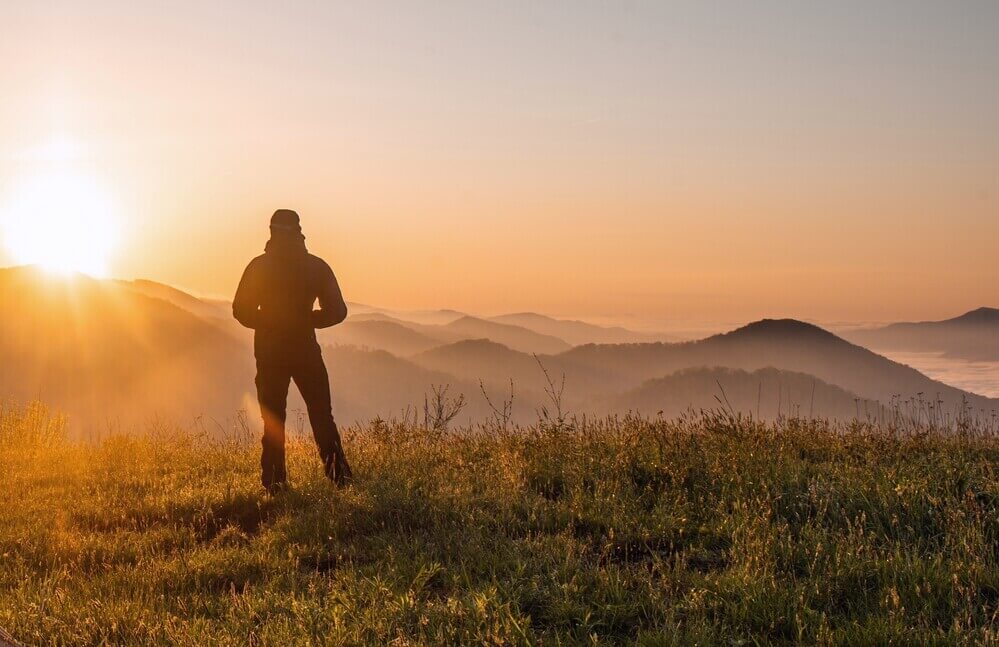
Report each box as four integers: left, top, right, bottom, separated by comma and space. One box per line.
0, 403, 996, 645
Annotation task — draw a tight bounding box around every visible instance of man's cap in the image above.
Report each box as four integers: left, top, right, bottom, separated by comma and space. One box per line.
271, 209, 301, 232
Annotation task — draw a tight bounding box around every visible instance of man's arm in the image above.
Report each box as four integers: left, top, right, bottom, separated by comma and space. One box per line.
313, 260, 348, 328
233, 261, 262, 329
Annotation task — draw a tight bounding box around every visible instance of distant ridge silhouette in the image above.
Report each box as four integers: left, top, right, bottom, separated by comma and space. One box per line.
326, 319, 444, 356
0, 266, 252, 430
489, 312, 668, 345
2, 266, 994, 429
950, 307, 999, 325
444, 316, 571, 354
608, 367, 867, 420
719, 318, 842, 343
562, 317, 998, 413
846, 307, 999, 361
121, 278, 231, 320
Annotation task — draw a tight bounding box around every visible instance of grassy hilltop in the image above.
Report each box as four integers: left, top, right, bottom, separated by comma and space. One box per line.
0, 403, 997, 645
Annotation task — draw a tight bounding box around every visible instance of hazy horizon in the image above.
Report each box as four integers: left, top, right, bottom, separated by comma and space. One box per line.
3, 2, 998, 324
3, 261, 998, 341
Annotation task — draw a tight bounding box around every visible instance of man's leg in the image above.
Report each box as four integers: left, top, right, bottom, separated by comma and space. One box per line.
292, 349, 353, 486
256, 361, 292, 492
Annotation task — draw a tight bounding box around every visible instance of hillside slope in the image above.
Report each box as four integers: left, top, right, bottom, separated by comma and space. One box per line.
323, 319, 445, 356
607, 367, 868, 420
0, 267, 253, 430
120, 278, 232, 321
563, 319, 999, 414
321, 345, 501, 423
490, 312, 666, 345
413, 339, 624, 407
443, 316, 571, 355
846, 307, 999, 361
4, 269, 994, 427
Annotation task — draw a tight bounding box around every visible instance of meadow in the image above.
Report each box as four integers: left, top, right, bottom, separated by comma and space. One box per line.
0, 402, 996, 645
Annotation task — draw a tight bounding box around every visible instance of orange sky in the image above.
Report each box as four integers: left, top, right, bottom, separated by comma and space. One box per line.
1, 2, 997, 328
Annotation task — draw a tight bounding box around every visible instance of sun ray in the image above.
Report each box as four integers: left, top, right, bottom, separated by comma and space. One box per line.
2, 169, 120, 277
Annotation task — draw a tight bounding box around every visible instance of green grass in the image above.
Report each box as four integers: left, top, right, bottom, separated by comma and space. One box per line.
1, 402, 997, 645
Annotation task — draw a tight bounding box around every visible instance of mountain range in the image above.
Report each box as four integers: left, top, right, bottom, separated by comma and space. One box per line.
1, 265, 995, 433
845, 307, 999, 361
0, 267, 251, 431
322, 308, 669, 355
607, 367, 866, 420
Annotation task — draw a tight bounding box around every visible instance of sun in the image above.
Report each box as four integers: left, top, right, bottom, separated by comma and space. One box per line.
1, 170, 120, 277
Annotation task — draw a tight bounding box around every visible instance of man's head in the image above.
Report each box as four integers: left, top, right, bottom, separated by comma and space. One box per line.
270, 209, 302, 234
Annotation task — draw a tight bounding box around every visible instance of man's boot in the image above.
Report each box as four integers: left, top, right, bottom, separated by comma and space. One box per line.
332, 451, 353, 487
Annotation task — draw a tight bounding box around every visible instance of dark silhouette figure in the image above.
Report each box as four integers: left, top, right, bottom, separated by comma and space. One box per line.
233, 209, 353, 492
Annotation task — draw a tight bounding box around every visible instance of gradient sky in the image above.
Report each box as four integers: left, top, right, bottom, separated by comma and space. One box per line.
1, 1, 997, 328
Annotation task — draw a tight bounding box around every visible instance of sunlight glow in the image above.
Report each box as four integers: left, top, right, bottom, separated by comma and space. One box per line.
1, 170, 120, 277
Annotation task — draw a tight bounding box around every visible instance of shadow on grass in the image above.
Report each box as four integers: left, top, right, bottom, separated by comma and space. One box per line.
70, 490, 282, 542
598, 529, 732, 572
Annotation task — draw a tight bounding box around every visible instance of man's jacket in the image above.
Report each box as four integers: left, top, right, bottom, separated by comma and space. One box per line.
233, 246, 347, 361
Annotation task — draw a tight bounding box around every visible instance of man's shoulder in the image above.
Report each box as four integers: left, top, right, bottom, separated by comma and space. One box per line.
306, 253, 334, 274
244, 253, 269, 272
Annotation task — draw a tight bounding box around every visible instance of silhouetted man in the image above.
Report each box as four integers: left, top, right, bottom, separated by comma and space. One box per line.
233, 209, 353, 492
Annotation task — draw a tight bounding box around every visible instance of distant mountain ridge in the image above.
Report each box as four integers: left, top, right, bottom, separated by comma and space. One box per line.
608, 367, 868, 420
120, 279, 233, 321
0, 267, 252, 430
846, 307, 999, 361
2, 266, 995, 431
443, 316, 571, 354
489, 312, 669, 345
324, 319, 444, 356
324, 305, 670, 350
562, 319, 998, 414
321, 313, 465, 353
950, 307, 999, 326
324, 312, 576, 355
867, 307, 999, 330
